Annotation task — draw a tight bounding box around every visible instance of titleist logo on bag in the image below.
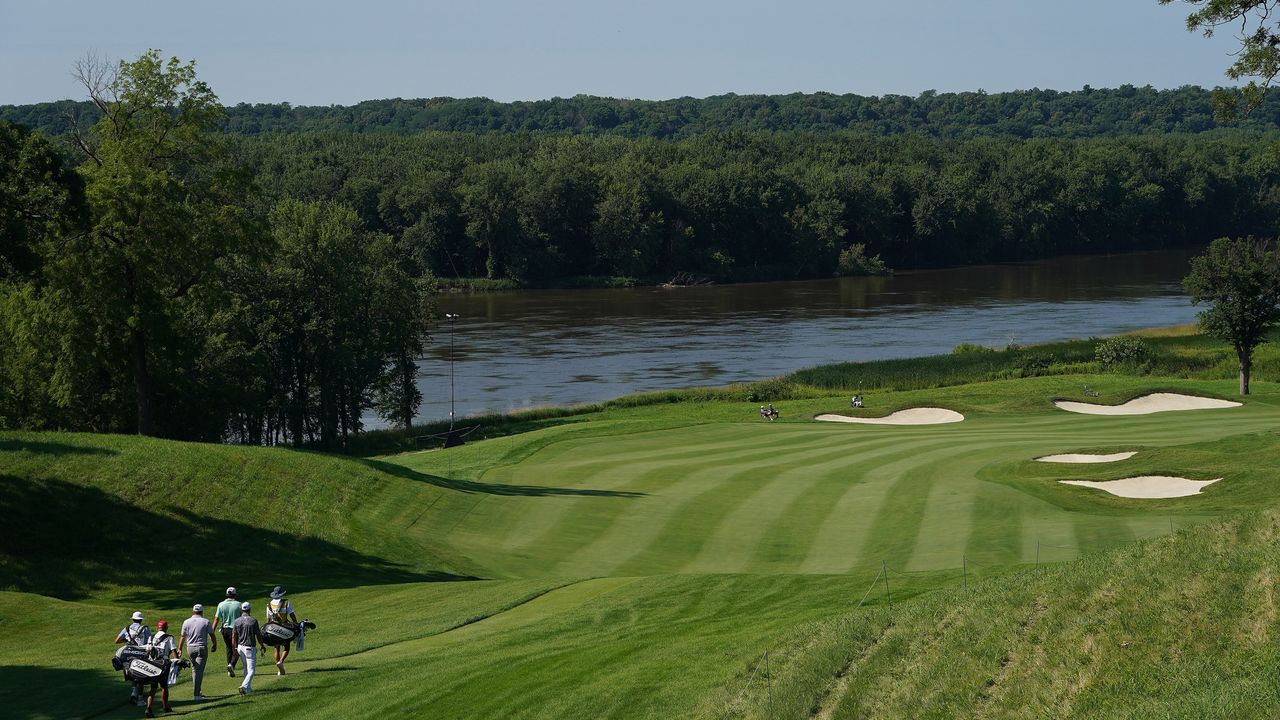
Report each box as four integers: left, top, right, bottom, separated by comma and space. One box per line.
264, 624, 295, 641
127, 659, 164, 679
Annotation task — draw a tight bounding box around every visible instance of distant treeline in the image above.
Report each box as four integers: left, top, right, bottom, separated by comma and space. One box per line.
234, 130, 1280, 283
7, 85, 1280, 139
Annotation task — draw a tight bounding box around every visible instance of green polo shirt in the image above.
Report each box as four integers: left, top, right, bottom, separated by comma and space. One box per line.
215, 599, 240, 629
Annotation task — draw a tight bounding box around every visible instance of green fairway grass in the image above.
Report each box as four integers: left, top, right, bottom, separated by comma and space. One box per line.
5, 332, 1280, 718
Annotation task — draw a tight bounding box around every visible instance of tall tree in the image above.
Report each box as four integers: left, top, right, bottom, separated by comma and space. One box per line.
1183, 237, 1280, 394
67, 51, 252, 435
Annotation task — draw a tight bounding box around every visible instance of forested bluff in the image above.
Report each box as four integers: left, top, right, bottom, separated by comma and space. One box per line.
7, 86, 1280, 288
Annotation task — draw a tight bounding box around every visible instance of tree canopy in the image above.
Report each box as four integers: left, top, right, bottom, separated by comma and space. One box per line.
1183, 237, 1280, 394
4, 85, 1278, 139
0, 53, 434, 446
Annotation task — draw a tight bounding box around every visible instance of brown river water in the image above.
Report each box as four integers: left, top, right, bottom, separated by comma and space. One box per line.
389, 248, 1202, 427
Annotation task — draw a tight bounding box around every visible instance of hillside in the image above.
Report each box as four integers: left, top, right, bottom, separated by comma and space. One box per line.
4, 331, 1280, 718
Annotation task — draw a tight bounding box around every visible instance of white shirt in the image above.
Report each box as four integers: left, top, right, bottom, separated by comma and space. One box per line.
149, 631, 176, 659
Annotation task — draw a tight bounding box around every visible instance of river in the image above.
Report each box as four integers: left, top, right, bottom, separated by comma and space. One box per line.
401, 248, 1202, 426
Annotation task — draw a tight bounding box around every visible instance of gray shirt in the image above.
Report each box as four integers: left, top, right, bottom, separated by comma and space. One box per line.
232, 615, 261, 647
181, 616, 213, 648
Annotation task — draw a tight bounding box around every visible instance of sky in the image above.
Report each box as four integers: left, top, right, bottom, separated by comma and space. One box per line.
0, 0, 1246, 106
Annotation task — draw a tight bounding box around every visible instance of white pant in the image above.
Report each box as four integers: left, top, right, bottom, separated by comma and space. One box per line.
238, 645, 257, 691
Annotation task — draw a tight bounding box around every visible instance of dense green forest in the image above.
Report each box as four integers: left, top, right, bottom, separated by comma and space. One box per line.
7, 85, 1280, 139
235, 130, 1280, 282
0, 53, 432, 445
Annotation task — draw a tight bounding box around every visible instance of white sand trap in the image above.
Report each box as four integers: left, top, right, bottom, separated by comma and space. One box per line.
815, 408, 964, 425
1060, 476, 1221, 499
1055, 393, 1241, 415
1036, 451, 1137, 464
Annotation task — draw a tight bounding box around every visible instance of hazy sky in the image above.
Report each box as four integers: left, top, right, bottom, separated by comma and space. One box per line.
0, 0, 1244, 105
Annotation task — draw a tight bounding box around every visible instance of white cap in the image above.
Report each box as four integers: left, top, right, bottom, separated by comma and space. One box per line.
240, 601, 251, 611
131, 611, 144, 621
192, 604, 204, 614
226, 586, 237, 596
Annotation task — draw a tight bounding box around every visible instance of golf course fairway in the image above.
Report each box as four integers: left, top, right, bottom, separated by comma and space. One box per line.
5, 343, 1280, 719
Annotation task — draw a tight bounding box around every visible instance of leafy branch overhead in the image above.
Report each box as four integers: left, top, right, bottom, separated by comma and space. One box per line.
1163, 0, 1280, 117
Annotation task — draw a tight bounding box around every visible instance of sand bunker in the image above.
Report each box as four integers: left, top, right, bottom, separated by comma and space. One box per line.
1055, 393, 1241, 416
815, 408, 964, 425
1060, 476, 1220, 499
1036, 451, 1137, 464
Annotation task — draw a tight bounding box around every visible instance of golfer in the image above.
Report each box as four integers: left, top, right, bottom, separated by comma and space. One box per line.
231, 601, 267, 695
178, 604, 216, 701
267, 585, 299, 675
114, 611, 151, 706
213, 586, 240, 677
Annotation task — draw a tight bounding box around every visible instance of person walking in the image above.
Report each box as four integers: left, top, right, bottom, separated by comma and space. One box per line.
178, 604, 216, 701
213, 587, 240, 677
266, 586, 299, 675
114, 611, 152, 707
141, 620, 177, 717
231, 601, 267, 695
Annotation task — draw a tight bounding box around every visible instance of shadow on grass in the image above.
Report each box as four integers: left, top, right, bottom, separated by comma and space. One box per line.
361, 458, 645, 498
0, 665, 126, 720
0, 438, 116, 456
0, 476, 477, 603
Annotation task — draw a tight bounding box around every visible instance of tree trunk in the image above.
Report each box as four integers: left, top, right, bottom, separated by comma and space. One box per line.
1240, 352, 1252, 396
130, 328, 156, 436
400, 352, 414, 430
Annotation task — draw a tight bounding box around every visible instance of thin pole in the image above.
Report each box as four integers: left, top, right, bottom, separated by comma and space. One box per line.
882, 560, 892, 609
447, 314, 457, 430
765, 649, 772, 716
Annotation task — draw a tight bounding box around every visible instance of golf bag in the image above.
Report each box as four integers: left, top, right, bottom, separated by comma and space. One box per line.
122, 655, 168, 684
111, 644, 147, 671
261, 621, 299, 647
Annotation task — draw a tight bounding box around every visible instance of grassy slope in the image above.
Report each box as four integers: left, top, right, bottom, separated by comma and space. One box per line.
5, 332, 1280, 718
744, 510, 1280, 719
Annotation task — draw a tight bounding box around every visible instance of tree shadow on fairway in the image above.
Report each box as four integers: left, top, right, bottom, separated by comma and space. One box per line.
0, 665, 127, 720
360, 458, 646, 498
0, 438, 116, 456
0, 476, 477, 603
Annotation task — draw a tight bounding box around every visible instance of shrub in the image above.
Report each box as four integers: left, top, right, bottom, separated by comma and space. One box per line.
1015, 352, 1057, 377
1095, 336, 1152, 370
745, 377, 800, 403
837, 244, 891, 276
952, 343, 995, 355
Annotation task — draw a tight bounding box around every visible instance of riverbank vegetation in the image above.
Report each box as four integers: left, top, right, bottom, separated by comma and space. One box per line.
232, 129, 1280, 285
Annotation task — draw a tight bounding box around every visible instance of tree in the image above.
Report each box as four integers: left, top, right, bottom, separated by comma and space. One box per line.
1161, 1, 1280, 118
67, 50, 252, 435
1183, 237, 1280, 394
